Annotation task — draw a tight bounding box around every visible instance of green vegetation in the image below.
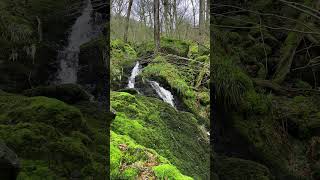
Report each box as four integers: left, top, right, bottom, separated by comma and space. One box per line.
215, 157, 273, 180
211, 0, 320, 179
110, 91, 209, 179
0, 90, 111, 179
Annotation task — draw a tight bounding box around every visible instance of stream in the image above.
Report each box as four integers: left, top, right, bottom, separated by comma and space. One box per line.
127, 61, 175, 108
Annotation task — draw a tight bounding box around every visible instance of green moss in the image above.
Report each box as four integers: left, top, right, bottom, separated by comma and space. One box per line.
23, 84, 91, 104
111, 92, 210, 179
188, 43, 199, 58
293, 79, 312, 89
273, 95, 320, 138
160, 37, 190, 57
232, 113, 305, 178
110, 131, 190, 179
0, 93, 87, 133
212, 55, 254, 107
215, 157, 273, 180
111, 39, 137, 89
141, 55, 195, 98
0, 91, 109, 179
122, 167, 139, 178
153, 164, 193, 180
17, 160, 60, 180
241, 90, 271, 114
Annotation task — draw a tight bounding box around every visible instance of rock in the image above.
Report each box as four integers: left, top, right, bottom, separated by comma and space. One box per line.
215, 156, 273, 180
78, 38, 109, 99
118, 88, 139, 95
0, 141, 20, 180
23, 84, 91, 104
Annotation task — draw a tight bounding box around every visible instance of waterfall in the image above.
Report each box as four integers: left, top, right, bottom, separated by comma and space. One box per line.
127, 61, 140, 88
56, 0, 95, 84
149, 81, 175, 107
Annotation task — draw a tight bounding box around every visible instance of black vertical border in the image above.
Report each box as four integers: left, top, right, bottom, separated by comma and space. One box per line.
210, 0, 216, 179
103, 0, 111, 179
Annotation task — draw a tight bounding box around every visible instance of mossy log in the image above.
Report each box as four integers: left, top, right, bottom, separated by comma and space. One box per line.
253, 78, 320, 96
272, 26, 304, 84
272, 0, 320, 84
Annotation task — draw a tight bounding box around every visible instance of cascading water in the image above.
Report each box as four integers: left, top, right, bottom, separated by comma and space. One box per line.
127, 61, 140, 88
56, 0, 96, 84
127, 61, 175, 107
149, 81, 175, 107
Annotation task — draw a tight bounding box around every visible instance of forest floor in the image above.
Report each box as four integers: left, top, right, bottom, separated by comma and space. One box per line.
109, 37, 210, 179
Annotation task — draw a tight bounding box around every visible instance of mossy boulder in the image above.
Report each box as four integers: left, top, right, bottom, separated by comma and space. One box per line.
273, 95, 320, 139
215, 157, 273, 180
0, 141, 20, 180
0, 90, 111, 179
23, 84, 91, 104
160, 37, 190, 57
140, 55, 209, 121
111, 91, 210, 179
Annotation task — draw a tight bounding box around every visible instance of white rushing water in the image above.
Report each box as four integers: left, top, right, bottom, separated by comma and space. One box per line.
127, 61, 140, 88
149, 81, 175, 107
56, 0, 94, 84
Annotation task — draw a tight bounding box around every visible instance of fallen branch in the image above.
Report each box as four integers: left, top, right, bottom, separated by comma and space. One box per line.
253, 78, 320, 96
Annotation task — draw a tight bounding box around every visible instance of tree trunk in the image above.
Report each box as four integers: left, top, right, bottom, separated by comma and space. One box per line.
206, 0, 210, 27
154, 0, 161, 53
173, 0, 177, 34
190, 0, 196, 28
199, 0, 204, 38
162, 0, 170, 35
123, 0, 133, 42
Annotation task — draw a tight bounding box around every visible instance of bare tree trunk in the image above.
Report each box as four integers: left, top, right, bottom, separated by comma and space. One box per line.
199, 0, 204, 39
173, 0, 177, 34
123, 0, 133, 42
190, 0, 196, 28
141, 0, 147, 26
162, 0, 170, 35
154, 0, 161, 53
206, 0, 209, 27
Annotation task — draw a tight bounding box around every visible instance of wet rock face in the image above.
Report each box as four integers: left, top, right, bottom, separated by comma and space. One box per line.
0, 141, 20, 180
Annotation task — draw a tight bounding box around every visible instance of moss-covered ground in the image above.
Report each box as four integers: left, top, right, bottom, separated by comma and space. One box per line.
110, 38, 210, 179
0, 89, 112, 179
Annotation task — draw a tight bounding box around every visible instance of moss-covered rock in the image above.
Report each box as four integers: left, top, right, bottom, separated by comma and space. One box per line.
110, 39, 138, 90
0, 90, 111, 179
79, 36, 108, 99
140, 55, 209, 121
215, 157, 273, 180
0, 0, 83, 92
111, 91, 210, 179
23, 84, 91, 104
110, 131, 192, 179
160, 37, 190, 57
273, 95, 320, 139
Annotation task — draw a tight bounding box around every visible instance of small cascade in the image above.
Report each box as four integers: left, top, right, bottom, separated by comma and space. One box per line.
149, 81, 175, 107
56, 0, 97, 84
127, 61, 140, 88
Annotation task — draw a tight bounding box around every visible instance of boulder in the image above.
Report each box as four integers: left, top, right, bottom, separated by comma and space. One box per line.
0, 141, 20, 180
23, 84, 91, 104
